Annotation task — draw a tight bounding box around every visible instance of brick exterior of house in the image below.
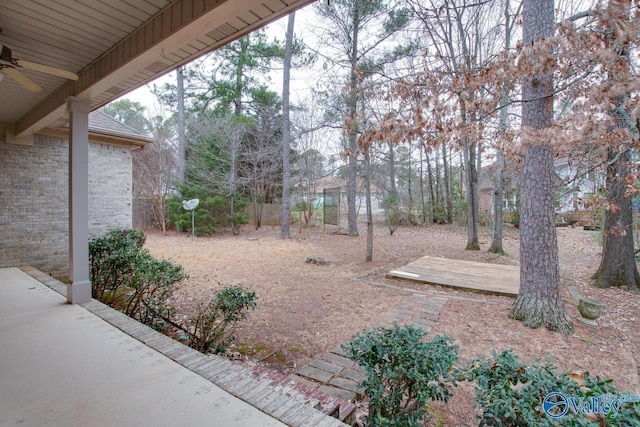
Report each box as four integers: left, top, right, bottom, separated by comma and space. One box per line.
0, 113, 147, 279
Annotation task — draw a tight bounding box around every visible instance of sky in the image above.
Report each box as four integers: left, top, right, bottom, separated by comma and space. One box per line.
120, 5, 321, 114
118, 4, 344, 162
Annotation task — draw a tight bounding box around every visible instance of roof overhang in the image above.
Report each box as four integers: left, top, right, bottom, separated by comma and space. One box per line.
40, 128, 153, 148
0, 0, 316, 140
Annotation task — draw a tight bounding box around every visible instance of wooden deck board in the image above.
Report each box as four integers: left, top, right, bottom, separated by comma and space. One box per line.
387, 256, 520, 297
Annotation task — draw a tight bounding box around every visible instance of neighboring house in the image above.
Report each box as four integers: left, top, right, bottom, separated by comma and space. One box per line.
553, 158, 604, 213
479, 157, 601, 219
0, 111, 152, 278
478, 161, 522, 219
310, 176, 385, 216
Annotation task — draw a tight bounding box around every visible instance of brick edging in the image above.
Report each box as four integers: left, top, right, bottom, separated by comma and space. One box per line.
19, 266, 349, 427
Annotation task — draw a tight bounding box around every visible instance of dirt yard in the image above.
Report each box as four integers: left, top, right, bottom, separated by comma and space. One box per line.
144, 222, 640, 424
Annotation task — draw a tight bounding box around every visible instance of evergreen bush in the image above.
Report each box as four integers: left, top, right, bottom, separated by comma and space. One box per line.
464, 349, 640, 426
184, 285, 257, 354
345, 325, 458, 426
89, 228, 186, 331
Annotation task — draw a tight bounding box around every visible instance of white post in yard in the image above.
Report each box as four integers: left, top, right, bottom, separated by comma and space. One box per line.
67, 97, 92, 304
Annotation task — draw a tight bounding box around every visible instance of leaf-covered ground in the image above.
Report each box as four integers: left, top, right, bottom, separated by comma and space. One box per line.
144, 222, 639, 425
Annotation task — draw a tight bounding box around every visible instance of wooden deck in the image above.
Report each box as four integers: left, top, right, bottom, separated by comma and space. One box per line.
387, 256, 520, 297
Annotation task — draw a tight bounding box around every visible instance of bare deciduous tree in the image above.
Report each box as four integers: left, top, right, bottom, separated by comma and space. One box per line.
315, 0, 410, 238
133, 114, 177, 236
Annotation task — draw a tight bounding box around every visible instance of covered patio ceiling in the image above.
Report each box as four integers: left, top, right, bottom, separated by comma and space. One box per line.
0, 0, 315, 143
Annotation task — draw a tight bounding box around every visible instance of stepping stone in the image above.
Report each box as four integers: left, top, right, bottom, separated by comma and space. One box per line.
318, 384, 358, 402
298, 365, 334, 383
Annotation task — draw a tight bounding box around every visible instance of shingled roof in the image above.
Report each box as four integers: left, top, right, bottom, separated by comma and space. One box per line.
46, 110, 154, 147
87, 111, 154, 146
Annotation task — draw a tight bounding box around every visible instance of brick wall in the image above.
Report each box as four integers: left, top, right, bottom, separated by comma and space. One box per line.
88, 142, 133, 235
0, 131, 133, 278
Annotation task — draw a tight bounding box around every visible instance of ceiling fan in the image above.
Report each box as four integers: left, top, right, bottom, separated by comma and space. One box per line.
0, 43, 78, 92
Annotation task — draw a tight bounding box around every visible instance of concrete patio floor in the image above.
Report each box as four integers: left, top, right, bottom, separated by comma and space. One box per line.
0, 267, 345, 427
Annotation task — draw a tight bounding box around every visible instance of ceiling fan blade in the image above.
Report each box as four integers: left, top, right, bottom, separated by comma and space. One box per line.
16, 59, 79, 81
0, 43, 12, 62
3, 67, 43, 92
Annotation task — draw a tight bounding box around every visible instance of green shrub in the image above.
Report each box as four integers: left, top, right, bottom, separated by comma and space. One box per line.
168, 185, 250, 235
168, 193, 223, 235
464, 349, 640, 426
184, 285, 257, 354
89, 228, 186, 331
89, 228, 146, 301
344, 325, 458, 426
121, 254, 185, 331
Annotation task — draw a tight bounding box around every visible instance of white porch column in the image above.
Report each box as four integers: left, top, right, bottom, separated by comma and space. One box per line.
67, 97, 92, 304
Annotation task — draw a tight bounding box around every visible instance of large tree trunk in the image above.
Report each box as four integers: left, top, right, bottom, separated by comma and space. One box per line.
509, 0, 573, 334
280, 13, 295, 239
512, 145, 571, 332
594, 148, 640, 292
592, 0, 640, 293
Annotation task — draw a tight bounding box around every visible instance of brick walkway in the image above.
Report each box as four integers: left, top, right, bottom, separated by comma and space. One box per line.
290, 291, 450, 405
